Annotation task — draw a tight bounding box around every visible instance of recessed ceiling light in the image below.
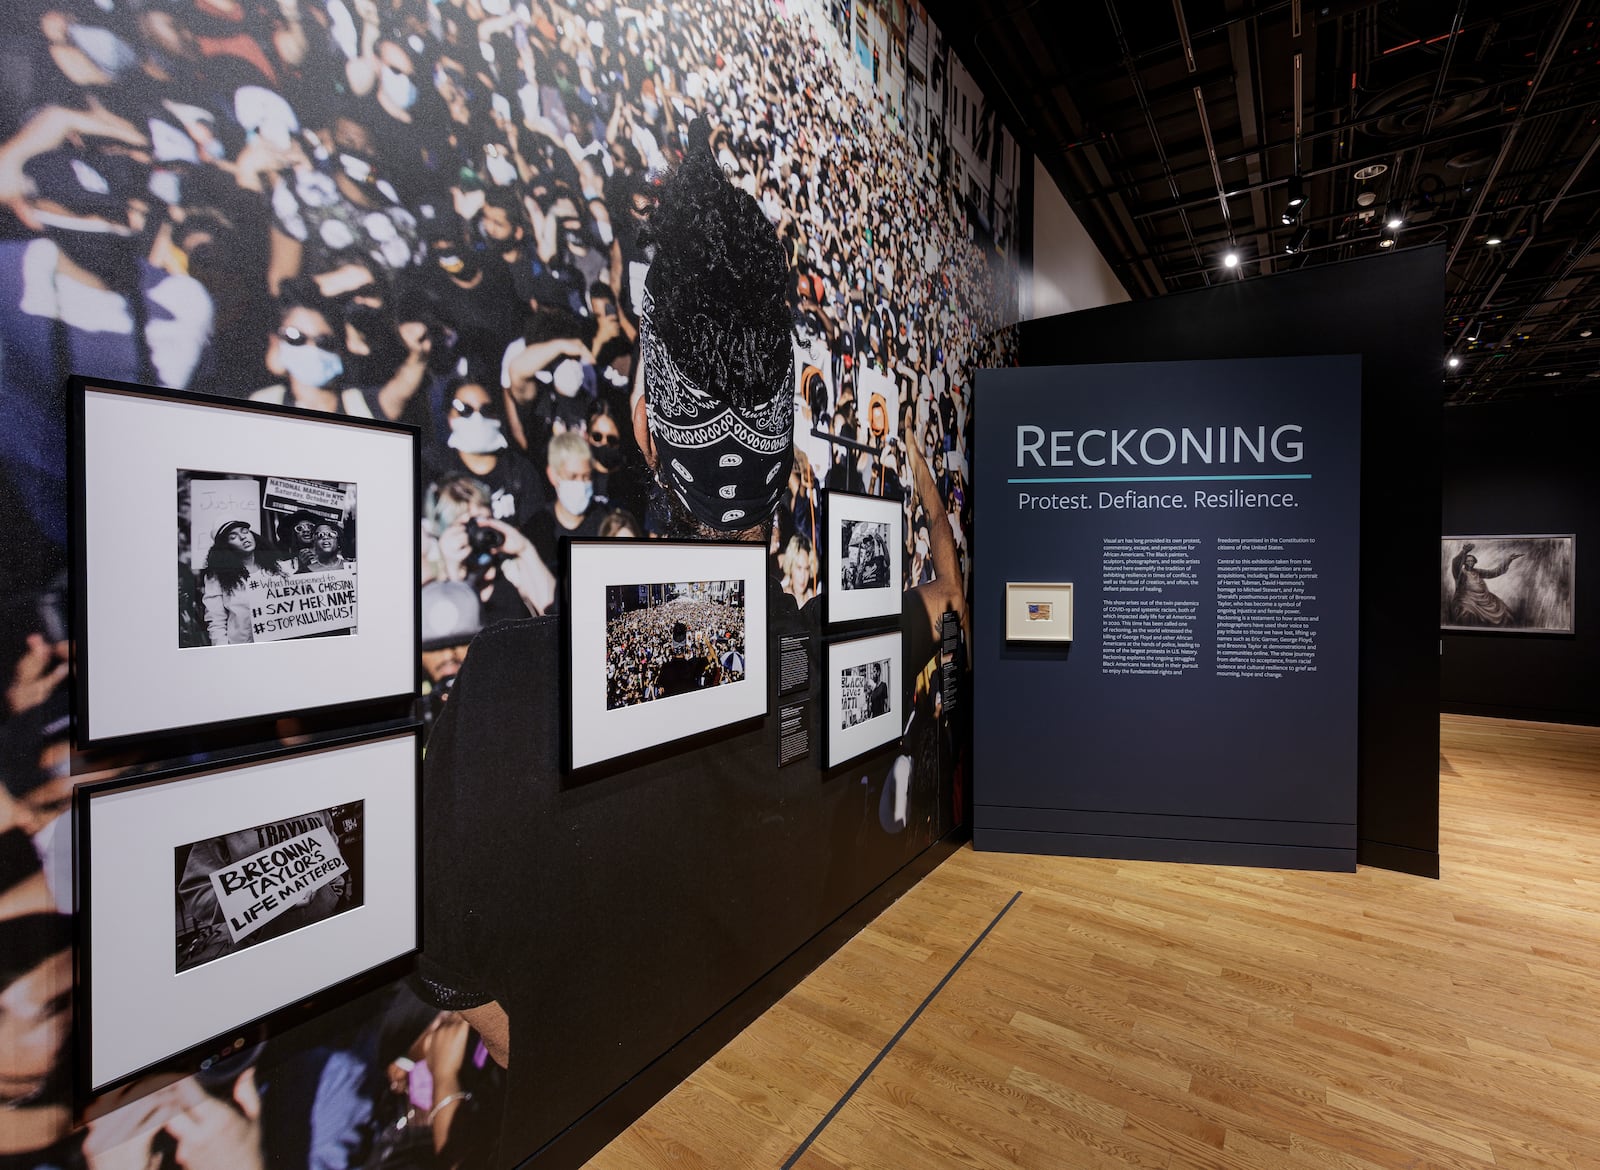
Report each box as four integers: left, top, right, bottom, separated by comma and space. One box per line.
1447, 356, 1461, 368
1379, 237, 1395, 248
1223, 251, 1239, 268
1545, 371, 1562, 377
1581, 329, 1593, 338
1354, 164, 1389, 180
1386, 215, 1404, 230
1356, 191, 1377, 207
1486, 233, 1503, 246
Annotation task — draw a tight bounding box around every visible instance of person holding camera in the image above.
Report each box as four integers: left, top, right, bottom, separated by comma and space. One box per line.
428, 476, 555, 627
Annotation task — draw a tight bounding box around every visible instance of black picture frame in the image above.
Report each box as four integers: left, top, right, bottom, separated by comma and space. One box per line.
1439, 534, 1576, 634
69, 376, 421, 750
821, 487, 904, 630
74, 724, 423, 1110
561, 537, 770, 775
824, 628, 904, 769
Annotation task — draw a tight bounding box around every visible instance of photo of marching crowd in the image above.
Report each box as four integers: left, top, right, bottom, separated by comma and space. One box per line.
604, 579, 746, 708
0, 0, 1018, 1165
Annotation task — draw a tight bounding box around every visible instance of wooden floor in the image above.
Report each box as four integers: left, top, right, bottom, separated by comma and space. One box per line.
588, 715, 1600, 1169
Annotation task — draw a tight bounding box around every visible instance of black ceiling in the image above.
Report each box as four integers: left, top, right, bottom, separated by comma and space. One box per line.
936, 0, 1600, 405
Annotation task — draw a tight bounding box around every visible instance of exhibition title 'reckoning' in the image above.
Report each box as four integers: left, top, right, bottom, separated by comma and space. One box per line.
1016, 424, 1304, 468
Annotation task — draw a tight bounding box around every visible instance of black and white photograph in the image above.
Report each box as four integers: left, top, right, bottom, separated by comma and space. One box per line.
179, 470, 358, 648
823, 490, 905, 627
565, 540, 769, 772
605, 581, 748, 709
838, 658, 893, 728
77, 729, 419, 1096
826, 630, 903, 768
73, 380, 418, 746
1441, 535, 1576, 634
175, 802, 365, 975
840, 522, 893, 592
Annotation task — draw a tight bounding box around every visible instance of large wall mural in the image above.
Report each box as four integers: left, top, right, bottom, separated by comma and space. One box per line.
0, 0, 1023, 1165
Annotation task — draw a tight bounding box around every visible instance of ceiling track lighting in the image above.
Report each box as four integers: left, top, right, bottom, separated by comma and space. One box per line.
1285, 175, 1306, 209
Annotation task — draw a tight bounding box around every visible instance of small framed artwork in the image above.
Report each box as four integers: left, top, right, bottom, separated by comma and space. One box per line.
1005, 582, 1074, 642
563, 538, 769, 773
823, 489, 904, 628
75, 726, 421, 1100
826, 629, 903, 768
1440, 535, 1576, 634
71, 377, 420, 748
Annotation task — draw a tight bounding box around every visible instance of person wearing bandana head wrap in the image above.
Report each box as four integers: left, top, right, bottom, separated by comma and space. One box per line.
414, 120, 826, 1152
631, 118, 797, 539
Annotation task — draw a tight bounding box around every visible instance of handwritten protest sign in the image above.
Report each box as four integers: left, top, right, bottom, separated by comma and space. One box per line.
250, 569, 358, 641
188, 478, 261, 562
840, 673, 868, 726
207, 825, 347, 943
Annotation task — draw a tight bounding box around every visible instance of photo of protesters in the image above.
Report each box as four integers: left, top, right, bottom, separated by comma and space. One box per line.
0, 0, 1015, 1161
839, 658, 891, 728
175, 802, 365, 974
840, 519, 891, 590
178, 470, 357, 647
604, 580, 747, 708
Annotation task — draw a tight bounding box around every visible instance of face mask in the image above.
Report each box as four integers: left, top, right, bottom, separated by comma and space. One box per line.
279, 342, 344, 389
339, 153, 373, 183
448, 413, 509, 455
552, 357, 586, 397
68, 25, 138, 79
590, 439, 623, 470
381, 66, 418, 112
556, 478, 593, 515
148, 169, 181, 206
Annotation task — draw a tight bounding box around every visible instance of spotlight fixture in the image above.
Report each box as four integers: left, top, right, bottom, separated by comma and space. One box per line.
1223, 251, 1239, 269
1485, 223, 1504, 246
1581, 328, 1592, 338
1447, 356, 1461, 368
1280, 208, 1297, 227
1385, 211, 1404, 230
1283, 228, 1310, 255
1285, 175, 1306, 208
1379, 237, 1396, 248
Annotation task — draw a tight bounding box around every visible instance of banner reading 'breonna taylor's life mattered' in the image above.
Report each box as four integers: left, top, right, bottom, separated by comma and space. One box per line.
208, 826, 348, 943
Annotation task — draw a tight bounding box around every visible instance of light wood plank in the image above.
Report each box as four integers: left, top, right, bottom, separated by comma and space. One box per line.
589, 716, 1600, 1169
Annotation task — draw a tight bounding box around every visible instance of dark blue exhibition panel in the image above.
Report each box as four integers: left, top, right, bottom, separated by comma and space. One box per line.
974, 356, 1361, 869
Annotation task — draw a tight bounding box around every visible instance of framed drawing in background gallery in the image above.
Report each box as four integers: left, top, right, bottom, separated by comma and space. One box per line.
70, 377, 420, 748
821, 488, 903, 628
825, 629, 903, 769
1440, 534, 1576, 634
75, 726, 421, 1102
562, 538, 769, 773
1005, 582, 1075, 643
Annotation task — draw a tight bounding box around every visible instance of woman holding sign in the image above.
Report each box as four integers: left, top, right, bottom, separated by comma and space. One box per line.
200, 520, 293, 646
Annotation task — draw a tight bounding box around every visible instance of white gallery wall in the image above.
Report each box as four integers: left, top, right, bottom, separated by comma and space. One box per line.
1030, 157, 1130, 318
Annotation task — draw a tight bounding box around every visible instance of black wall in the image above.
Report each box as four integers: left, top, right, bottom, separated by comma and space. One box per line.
1441, 394, 1599, 725
1014, 249, 1444, 877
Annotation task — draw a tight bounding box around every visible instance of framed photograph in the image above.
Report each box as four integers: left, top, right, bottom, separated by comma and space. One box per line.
563, 539, 769, 772
826, 630, 903, 769
823, 489, 904, 628
71, 377, 420, 747
1005, 582, 1075, 642
75, 726, 421, 1099
1440, 535, 1575, 634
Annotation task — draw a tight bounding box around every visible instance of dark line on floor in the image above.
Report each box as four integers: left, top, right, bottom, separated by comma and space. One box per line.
780, 889, 1023, 1168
